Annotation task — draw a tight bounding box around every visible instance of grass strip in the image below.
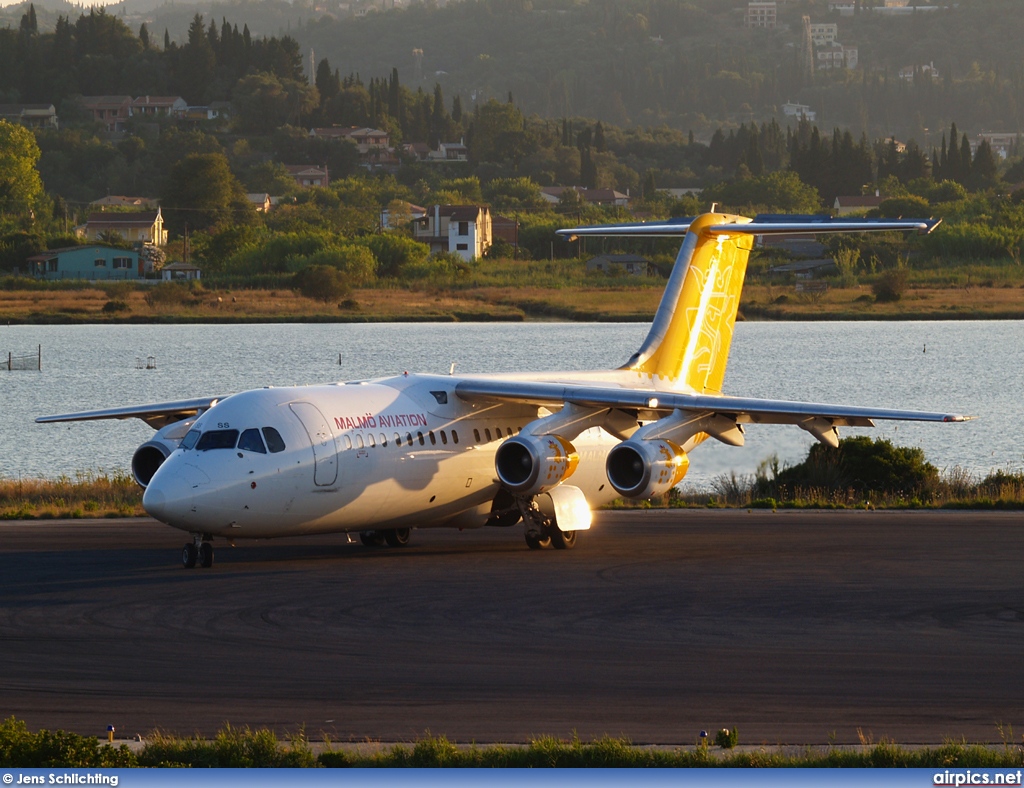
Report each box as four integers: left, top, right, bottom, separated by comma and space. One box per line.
3, 718, 1024, 768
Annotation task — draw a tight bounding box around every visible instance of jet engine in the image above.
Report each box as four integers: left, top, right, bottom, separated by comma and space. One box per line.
131, 418, 195, 488
495, 434, 579, 495
606, 438, 689, 498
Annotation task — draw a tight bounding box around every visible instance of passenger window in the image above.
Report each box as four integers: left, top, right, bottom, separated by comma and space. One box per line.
473, 429, 481, 443
356, 434, 364, 449
429, 431, 436, 445
343, 435, 352, 450
440, 430, 448, 445
394, 433, 401, 446
368, 434, 376, 447
485, 428, 492, 442
452, 430, 459, 445
380, 434, 388, 447
238, 428, 267, 454
406, 433, 413, 446
417, 432, 425, 446
181, 429, 201, 450
196, 429, 239, 451
262, 427, 286, 453
495, 427, 503, 438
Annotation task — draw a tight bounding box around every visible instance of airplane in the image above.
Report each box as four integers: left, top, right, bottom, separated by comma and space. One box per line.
37, 211, 971, 568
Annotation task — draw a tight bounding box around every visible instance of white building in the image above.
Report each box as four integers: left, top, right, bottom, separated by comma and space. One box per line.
782, 102, 817, 122
746, 1, 776, 29
810, 23, 838, 46
411, 205, 493, 261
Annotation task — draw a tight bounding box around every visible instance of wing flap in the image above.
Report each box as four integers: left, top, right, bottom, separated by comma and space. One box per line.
454, 379, 971, 425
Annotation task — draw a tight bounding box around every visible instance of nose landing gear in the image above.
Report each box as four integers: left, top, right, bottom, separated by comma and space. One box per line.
182, 534, 214, 568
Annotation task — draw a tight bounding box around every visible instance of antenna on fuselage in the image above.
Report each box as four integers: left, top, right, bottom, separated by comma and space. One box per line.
449, 362, 456, 376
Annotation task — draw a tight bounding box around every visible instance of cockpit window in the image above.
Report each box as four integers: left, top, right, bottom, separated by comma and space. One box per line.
180, 429, 201, 450
238, 428, 267, 454
196, 429, 239, 451
262, 427, 286, 453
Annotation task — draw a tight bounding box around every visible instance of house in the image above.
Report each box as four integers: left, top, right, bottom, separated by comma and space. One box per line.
310, 126, 395, 169
247, 193, 272, 213
745, 1, 776, 29
411, 205, 492, 261
586, 254, 650, 277
23, 245, 142, 281
0, 104, 57, 129
491, 215, 519, 246
782, 101, 817, 122
402, 142, 431, 161
285, 164, 329, 188
809, 23, 837, 47
833, 195, 885, 215
828, 1, 855, 15
817, 43, 857, 70
89, 196, 159, 211
81, 208, 167, 246
161, 261, 202, 281
769, 259, 838, 279
973, 133, 1019, 159
130, 96, 188, 118
899, 62, 940, 82
539, 186, 630, 207
78, 96, 133, 132
432, 141, 469, 162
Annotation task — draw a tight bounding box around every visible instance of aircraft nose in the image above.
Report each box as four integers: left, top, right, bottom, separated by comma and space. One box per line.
143, 461, 209, 526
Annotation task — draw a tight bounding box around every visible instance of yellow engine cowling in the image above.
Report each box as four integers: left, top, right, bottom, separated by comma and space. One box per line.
606, 438, 689, 498
495, 434, 579, 495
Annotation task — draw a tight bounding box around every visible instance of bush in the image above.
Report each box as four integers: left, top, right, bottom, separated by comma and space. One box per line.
715, 727, 739, 749
775, 436, 938, 497
292, 264, 350, 303
872, 268, 908, 302
144, 281, 192, 307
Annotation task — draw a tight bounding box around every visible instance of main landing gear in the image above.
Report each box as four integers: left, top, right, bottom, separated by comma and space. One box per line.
519, 497, 578, 551
359, 528, 411, 548
182, 534, 214, 568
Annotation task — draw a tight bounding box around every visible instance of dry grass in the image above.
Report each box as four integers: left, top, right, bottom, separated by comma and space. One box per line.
743, 283, 1024, 319
0, 472, 143, 519
5, 278, 1024, 324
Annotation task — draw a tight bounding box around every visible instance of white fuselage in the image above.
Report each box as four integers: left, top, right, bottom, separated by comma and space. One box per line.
142, 373, 622, 538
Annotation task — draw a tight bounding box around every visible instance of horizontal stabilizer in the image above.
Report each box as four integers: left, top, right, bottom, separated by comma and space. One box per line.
557, 214, 941, 239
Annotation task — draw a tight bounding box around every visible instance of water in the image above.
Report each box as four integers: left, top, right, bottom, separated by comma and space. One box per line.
0, 321, 1019, 488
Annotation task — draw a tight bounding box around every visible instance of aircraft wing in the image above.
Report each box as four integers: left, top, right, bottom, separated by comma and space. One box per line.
454, 379, 971, 427
35, 397, 221, 430
557, 215, 941, 239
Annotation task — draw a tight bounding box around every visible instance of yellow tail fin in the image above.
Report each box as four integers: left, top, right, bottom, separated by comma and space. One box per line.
624, 213, 754, 393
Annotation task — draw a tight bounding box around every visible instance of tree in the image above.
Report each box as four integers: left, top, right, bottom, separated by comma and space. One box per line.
161, 152, 253, 235
0, 121, 44, 220
232, 72, 319, 133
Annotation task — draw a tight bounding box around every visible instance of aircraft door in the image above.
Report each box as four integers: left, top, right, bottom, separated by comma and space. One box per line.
289, 402, 339, 487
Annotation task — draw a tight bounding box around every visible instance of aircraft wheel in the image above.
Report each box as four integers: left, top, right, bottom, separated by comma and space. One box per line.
524, 532, 551, 550
384, 528, 411, 548
199, 542, 214, 568
549, 528, 577, 550
359, 531, 385, 547
182, 543, 198, 568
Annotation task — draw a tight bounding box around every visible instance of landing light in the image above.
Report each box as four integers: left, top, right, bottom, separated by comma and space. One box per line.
646, 397, 659, 409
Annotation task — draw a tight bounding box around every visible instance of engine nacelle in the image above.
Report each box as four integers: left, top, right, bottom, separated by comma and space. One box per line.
131, 418, 196, 488
606, 438, 689, 498
495, 434, 579, 495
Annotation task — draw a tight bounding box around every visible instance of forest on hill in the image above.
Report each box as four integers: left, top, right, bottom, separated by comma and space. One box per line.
5, 0, 1024, 141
